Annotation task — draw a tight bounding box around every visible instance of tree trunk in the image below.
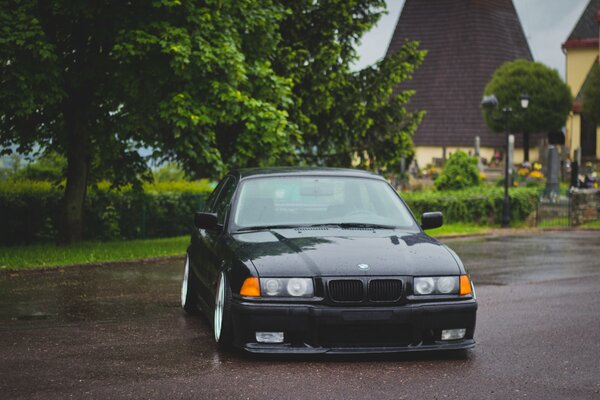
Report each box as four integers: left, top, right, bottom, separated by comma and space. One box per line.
523, 131, 530, 162
59, 115, 89, 244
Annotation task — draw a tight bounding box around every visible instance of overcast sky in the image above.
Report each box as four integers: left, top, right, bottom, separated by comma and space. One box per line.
354, 0, 591, 78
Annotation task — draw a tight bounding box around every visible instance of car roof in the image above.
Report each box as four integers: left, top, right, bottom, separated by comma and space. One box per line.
229, 167, 385, 181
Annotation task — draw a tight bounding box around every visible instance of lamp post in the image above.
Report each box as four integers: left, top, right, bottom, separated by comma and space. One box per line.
481, 93, 530, 228
500, 106, 512, 227
520, 92, 531, 161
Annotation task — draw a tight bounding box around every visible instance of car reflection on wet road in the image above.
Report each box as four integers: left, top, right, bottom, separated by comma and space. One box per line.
1, 231, 599, 399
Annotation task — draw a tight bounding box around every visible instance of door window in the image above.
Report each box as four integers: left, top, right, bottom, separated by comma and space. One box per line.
213, 176, 237, 225
204, 178, 227, 213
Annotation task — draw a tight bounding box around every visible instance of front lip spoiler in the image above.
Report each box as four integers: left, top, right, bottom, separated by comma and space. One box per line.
243, 340, 475, 355
231, 299, 477, 354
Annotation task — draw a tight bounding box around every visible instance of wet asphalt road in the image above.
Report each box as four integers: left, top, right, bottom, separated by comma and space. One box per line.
1, 231, 599, 399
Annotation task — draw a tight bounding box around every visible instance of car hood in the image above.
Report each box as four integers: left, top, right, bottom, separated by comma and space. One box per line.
229, 229, 461, 277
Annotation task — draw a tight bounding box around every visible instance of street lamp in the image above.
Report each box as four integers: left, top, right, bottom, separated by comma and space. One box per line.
520, 92, 530, 110
481, 93, 529, 228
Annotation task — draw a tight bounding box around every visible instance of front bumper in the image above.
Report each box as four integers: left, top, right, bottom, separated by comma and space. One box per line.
231, 299, 477, 354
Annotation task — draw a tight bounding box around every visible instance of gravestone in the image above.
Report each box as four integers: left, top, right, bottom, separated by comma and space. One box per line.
475, 136, 483, 170
546, 145, 560, 198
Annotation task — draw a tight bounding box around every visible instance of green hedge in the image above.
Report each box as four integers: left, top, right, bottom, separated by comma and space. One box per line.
0, 180, 539, 245
401, 186, 539, 225
0, 180, 212, 245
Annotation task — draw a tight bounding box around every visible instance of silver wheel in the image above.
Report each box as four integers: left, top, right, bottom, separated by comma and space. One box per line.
181, 256, 190, 308
214, 272, 225, 342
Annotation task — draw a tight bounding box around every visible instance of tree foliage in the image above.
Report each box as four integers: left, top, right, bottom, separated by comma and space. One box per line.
0, 0, 297, 241
583, 62, 600, 125
434, 151, 480, 191
12, 152, 66, 182
273, 0, 425, 171
0, 0, 424, 241
482, 60, 572, 134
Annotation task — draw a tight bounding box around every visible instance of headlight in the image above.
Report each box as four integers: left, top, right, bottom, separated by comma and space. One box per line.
260, 278, 314, 297
414, 277, 435, 295
414, 276, 459, 295
437, 276, 458, 294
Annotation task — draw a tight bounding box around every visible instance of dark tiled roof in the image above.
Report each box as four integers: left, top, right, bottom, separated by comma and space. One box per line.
567, 0, 600, 40
386, 0, 534, 148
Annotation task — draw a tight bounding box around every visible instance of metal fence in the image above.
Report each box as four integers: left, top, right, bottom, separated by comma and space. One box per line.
535, 192, 571, 228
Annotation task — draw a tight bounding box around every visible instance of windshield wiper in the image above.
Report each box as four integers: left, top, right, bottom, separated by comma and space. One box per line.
308, 222, 396, 229
306, 223, 342, 228
236, 222, 397, 232
338, 222, 396, 229
235, 224, 306, 232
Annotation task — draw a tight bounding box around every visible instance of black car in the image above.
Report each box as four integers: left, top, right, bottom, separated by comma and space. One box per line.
181, 168, 477, 354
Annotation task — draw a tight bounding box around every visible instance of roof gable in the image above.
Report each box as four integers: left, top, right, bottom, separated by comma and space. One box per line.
386, 0, 534, 148
563, 0, 600, 49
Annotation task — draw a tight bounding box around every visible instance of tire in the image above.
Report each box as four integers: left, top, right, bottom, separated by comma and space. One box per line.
181, 255, 200, 314
213, 271, 234, 350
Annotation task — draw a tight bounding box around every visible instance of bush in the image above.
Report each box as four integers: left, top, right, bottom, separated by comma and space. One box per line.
402, 186, 538, 225
0, 180, 213, 245
434, 151, 480, 191
12, 152, 67, 182
152, 162, 187, 182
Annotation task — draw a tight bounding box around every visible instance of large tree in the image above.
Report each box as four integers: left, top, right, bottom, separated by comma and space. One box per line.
1, 0, 425, 243
583, 62, 600, 125
272, 0, 425, 172
0, 0, 296, 242
482, 60, 572, 161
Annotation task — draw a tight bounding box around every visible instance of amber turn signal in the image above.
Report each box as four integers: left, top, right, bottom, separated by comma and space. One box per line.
459, 275, 472, 296
240, 277, 261, 297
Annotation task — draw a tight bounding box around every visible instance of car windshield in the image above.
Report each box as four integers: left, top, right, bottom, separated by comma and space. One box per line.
232, 176, 417, 231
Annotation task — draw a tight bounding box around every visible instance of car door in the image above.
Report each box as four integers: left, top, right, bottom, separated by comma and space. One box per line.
189, 176, 227, 308
204, 176, 238, 307
190, 175, 237, 309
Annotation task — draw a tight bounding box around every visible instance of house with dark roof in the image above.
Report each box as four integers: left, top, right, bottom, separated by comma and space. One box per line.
386, 0, 538, 167
563, 0, 600, 161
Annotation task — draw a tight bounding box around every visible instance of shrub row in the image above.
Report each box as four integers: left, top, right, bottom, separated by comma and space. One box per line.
401, 186, 539, 225
0, 180, 212, 245
1, 180, 540, 245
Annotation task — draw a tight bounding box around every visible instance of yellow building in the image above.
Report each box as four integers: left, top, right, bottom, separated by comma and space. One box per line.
563, 0, 600, 161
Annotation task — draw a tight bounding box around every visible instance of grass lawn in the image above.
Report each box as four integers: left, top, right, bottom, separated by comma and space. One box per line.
536, 219, 570, 229
0, 236, 189, 270
424, 223, 493, 237
580, 220, 600, 229
0, 223, 498, 271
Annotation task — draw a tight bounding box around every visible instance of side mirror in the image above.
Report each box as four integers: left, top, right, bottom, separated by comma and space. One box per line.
421, 212, 443, 230
194, 212, 219, 230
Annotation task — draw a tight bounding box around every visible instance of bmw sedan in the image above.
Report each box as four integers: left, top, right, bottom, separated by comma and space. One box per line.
181, 168, 477, 354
